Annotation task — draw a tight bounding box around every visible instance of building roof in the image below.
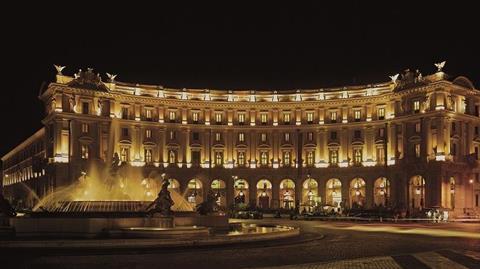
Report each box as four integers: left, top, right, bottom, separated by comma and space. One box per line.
1, 128, 45, 161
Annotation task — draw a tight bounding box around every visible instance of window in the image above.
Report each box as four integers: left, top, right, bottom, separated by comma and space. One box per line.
169, 111, 176, 122
476, 146, 479, 160
284, 133, 290, 142
307, 112, 314, 123
330, 131, 337, 140
215, 152, 223, 165
145, 109, 152, 120
82, 102, 89, 114
238, 113, 245, 124
121, 107, 129, 119
451, 122, 456, 132
261, 133, 267, 143
354, 130, 361, 139
329, 150, 338, 165
451, 143, 457, 156
376, 147, 385, 165
415, 122, 421, 133
81, 145, 89, 159
476, 173, 479, 183
120, 147, 129, 162
237, 152, 245, 166
215, 132, 221, 142
378, 108, 385, 120
215, 113, 222, 124
192, 112, 199, 123
81, 123, 89, 133
353, 149, 362, 165
121, 128, 129, 137
192, 132, 199, 141
476, 194, 479, 207
415, 144, 421, 158
238, 132, 245, 142
146, 129, 152, 138
475, 126, 479, 136
144, 149, 152, 163
413, 100, 420, 113
261, 113, 268, 124
307, 132, 313, 141
379, 128, 385, 138
169, 131, 175, 140
354, 110, 361, 121
475, 105, 479, 117
330, 111, 337, 123
169, 150, 176, 164
260, 152, 268, 166
283, 151, 291, 167
307, 151, 314, 166
283, 113, 291, 124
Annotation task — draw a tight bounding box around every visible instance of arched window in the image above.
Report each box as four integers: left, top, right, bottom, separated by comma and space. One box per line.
307, 151, 314, 166
211, 179, 226, 207
234, 178, 249, 204
409, 175, 425, 210
350, 177, 366, 208
326, 178, 342, 206
280, 179, 295, 209
374, 177, 390, 207
256, 179, 272, 208
302, 177, 318, 212
237, 151, 245, 166
169, 150, 176, 164
260, 152, 268, 166
187, 179, 203, 205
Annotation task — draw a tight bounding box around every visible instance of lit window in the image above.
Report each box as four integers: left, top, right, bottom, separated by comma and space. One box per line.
146, 129, 152, 138
121, 107, 129, 119
192, 112, 199, 123
307, 132, 313, 141
169, 111, 176, 122
144, 149, 152, 163
238, 113, 245, 124
283, 151, 291, 167
415, 144, 421, 157
261, 133, 267, 143
354, 110, 361, 121
215, 132, 221, 142
379, 128, 385, 138
120, 148, 129, 162
238, 132, 245, 142
413, 100, 420, 113
307, 151, 314, 166
284, 133, 290, 142
81, 123, 89, 133
329, 150, 338, 165
353, 149, 362, 165
82, 102, 89, 114
215, 152, 223, 165
415, 122, 421, 133
169, 131, 175, 140
378, 108, 385, 120
261, 113, 268, 124
145, 109, 152, 120
215, 113, 222, 124
169, 150, 176, 164
283, 113, 291, 124
307, 112, 314, 123
237, 152, 245, 166
330, 111, 337, 123
376, 148, 385, 165
81, 145, 89, 159
260, 152, 268, 166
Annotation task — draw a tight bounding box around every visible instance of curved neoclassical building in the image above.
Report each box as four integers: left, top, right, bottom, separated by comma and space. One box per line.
2, 65, 480, 216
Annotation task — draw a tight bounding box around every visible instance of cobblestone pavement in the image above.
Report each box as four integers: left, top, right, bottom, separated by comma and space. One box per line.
3, 219, 480, 269
252, 249, 480, 268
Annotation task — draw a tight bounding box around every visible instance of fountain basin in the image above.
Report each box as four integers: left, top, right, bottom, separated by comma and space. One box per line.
107, 226, 211, 239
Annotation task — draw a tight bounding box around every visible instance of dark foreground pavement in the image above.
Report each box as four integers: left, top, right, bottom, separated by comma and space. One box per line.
1, 219, 479, 269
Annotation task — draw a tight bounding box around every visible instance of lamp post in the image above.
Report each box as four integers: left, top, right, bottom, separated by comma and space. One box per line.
469, 178, 474, 209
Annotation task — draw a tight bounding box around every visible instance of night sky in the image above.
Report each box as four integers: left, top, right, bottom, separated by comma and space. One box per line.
1, 1, 478, 156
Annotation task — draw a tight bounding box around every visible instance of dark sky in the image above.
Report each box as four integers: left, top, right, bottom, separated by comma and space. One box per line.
1, 1, 479, 156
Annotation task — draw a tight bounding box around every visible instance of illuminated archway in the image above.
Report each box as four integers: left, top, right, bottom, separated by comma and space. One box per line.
409, 175, 425, 210
280, 179, 295, 209
446, 177, 455, 209
350, 177, 366, 208
167, 178, 181, 194
256, 179, 272, 208
234, 178, 249, 204
187, 179, 203, 206
326, 178, 342, 206
302, 178, 318, 212
374, 177, 390, 207
211, 179, 226, 207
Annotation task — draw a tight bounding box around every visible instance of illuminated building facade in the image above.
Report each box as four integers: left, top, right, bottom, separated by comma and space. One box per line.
2, 66, 480, 216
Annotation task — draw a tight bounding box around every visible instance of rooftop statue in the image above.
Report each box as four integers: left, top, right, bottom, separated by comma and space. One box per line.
53, 64, 66, 75
68, 68, 109, 91
146, 179, 174, 216
435, 61, 446, 72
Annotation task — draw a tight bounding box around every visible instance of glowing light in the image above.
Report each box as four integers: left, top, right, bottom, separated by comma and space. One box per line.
435, 105, 445, 110
135, 117, 140, 121
435, 155, 446, 161
296, 121, 301, 125
131, 160, 145, 167
339, 162, 348, 168
342, 119, 348, 123
272, 163, 279, 168
53, 155, 69, 163
54, 108, 62, 113
387, 159, 396, 166
355, 190, 361, 196
416, 188, 421, 195
363, 160, 376, 167
469, 179, 474, 184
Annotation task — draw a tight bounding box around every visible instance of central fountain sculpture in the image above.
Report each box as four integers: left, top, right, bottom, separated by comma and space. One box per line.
146, 179, 174, 216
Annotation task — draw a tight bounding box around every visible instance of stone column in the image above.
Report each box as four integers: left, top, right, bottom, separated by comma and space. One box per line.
365, 178, 374, 209
184, 128, 190, 166
390, 123, 397, 163
445, 118, 451, 156
272, 179, 280, 209
423, 118, 432, 160
315, 129, 321, 166
365, 126, 374, 162
158, 128, 165, 163
437, 117, 445, 154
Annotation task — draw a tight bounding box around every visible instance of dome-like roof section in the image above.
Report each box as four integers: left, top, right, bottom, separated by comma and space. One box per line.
452, 76, 475, 90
